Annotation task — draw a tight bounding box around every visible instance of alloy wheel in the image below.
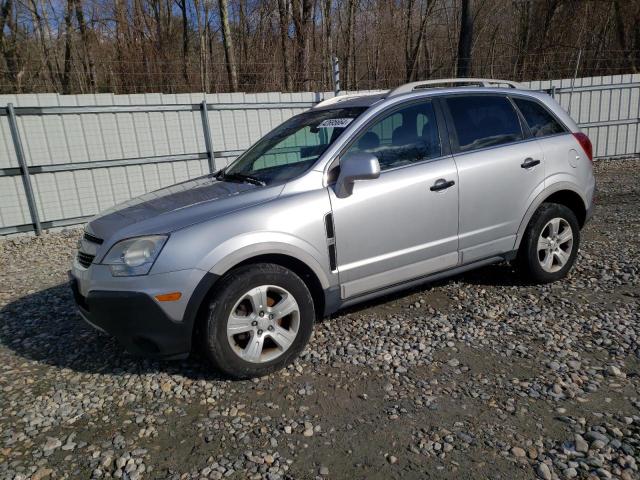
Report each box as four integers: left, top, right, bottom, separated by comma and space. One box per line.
226, 285, 300, 363
537, 217, 574, 273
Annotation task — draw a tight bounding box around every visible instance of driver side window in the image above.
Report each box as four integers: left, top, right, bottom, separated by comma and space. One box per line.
346, 101, 441, 171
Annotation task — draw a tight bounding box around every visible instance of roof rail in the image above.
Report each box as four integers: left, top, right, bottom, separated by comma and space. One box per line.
388, 78, 523, 97
313, 93, 376, 109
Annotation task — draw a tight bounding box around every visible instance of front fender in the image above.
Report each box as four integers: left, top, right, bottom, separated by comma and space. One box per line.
198, 232, 333, 290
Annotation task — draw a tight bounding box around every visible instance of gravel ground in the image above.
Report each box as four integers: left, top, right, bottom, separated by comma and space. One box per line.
1, 159, 639, 480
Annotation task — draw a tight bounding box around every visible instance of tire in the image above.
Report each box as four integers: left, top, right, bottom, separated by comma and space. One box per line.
518, 203, 580, 283
201, 263, 315, 379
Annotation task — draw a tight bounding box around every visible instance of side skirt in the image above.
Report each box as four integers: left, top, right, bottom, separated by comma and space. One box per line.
324, 253, 515, 316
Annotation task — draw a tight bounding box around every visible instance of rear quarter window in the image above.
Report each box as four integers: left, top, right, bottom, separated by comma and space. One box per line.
513, 98, 566, 137
446, 95, 524, 152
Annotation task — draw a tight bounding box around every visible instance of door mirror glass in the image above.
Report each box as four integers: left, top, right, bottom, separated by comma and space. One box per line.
335, 152, 380, 198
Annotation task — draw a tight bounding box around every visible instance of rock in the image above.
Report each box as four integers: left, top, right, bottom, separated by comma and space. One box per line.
536, 462, 552, 480
387, 455, 398, 464
585, 431, 610, 446
319, 466, 329, 476
511, 447, 526, 458
606, 365, 624, 377
32, 468, 53, 480
575, 434, 589, 453
43, 437, 62, 452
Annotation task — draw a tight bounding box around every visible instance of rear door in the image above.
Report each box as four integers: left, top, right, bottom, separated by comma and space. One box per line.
510, 96, 579, 185
443, 94, 545, 263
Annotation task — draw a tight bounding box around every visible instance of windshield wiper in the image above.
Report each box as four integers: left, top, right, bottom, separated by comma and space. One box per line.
217, 170, 266, 186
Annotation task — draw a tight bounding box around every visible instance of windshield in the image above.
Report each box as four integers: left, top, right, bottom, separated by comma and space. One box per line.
221, 107, 366, 186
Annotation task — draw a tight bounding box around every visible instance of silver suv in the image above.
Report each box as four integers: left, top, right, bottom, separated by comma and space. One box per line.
70, 78, 595, 378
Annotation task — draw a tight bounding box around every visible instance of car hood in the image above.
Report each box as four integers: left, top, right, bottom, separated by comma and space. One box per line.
86, 175, 283, 241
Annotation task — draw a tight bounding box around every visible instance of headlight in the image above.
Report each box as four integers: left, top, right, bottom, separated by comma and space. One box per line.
102, 235, 168, 276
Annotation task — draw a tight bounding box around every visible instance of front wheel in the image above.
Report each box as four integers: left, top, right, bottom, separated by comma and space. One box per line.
202, 263, 315, 379
518, 203, 581, 283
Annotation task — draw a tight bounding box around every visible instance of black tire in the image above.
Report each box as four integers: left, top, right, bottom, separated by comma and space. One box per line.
201, 263, 315, 379
518, 203, 580, 284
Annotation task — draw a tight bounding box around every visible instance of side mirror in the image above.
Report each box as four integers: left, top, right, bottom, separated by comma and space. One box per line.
335, 152, 381, 198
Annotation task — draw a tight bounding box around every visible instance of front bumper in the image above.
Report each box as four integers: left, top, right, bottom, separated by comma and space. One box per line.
70, 276, 192, 358
69, 266, 218, 359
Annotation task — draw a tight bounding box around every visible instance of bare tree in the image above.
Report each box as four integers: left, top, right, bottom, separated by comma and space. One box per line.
405, 0, 433, 82
0, 0, 636, 95
291, 0, 313, 90
1, 0, 23, 91
456, 0, 473, 77
277, 0, 291, 90
218, 0, 239, 91
176, 0, 190, 85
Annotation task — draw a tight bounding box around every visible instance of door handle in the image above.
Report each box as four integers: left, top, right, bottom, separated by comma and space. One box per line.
521, 158, 541, 169
430, 179, 455, 191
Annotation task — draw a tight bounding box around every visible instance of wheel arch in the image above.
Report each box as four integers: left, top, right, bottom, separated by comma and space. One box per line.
231, 253, 327, 321
187, 250, 330, 355
515, 183, 588, 250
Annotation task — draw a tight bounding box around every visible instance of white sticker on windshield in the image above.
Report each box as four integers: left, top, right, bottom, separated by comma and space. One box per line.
317, 118, 353, 128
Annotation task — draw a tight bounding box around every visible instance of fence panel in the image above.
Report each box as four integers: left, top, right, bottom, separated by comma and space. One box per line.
0, 77, 638, 235
0, 92, 321, 234
525, 74, 640, 158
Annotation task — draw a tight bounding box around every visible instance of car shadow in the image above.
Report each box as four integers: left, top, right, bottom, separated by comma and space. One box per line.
0, 262, 530, 376
0, 282, 224, 380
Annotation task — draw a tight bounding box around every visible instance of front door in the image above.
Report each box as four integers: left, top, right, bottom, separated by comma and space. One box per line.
328, 100, 459, 299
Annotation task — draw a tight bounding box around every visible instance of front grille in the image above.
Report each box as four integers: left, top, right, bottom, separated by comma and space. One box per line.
83, 232, 103, 245
77, 251, 95, 268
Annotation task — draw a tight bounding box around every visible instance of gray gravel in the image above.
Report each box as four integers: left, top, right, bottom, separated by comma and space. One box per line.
1, 158, 639, 480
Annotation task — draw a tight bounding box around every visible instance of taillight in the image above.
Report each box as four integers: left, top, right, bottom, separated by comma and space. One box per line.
573, 132, 593, 163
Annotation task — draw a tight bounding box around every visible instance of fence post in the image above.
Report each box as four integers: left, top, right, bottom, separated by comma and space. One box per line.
332, 56, 341, 96
568, 49, 582, 115
7, 103, 42, 235
200, 100, 216, 173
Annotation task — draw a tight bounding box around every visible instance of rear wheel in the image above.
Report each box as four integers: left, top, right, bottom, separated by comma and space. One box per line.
519, 203, 580, 283
202, 263, 315, 379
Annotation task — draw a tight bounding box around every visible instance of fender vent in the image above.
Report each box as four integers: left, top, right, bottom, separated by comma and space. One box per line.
324, 213, 337, 271
324, 213, 335, 239
328, 244, 337, 271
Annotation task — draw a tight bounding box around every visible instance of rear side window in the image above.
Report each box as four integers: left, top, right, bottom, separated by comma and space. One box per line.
513, 98, 566, 137
446, 95, 523, 152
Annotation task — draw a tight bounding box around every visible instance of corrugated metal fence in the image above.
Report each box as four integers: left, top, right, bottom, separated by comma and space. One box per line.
1, 74, 638, 235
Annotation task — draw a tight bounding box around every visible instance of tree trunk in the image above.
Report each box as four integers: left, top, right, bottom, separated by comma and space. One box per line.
292, 0, 313, 90
30, 0, 60, 90
277, 0, 291, 90
406, 0, 432, 83
343, 0, 355, 89
456, 0, 473, 78
62, 0, 74, 94
0, 0, 22, 91
178, 0, 189, 86
322, 0, 332, 90
218, 0, 238, 91
74, 0, 97, 91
